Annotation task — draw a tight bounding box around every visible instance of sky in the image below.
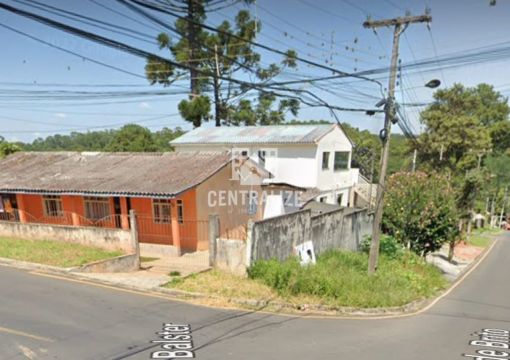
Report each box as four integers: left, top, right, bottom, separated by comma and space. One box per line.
0, 0, 509, 142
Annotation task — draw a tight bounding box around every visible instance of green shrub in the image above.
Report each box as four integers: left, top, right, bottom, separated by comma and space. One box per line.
383, 172, 459, 257
247, 258, 300, 293
360, 234, 404, 259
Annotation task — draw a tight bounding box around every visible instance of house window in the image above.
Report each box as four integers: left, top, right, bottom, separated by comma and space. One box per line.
153, 199, 171, 224
334, 151, 350, 171
319, 196, 327, 203
43, 195, 63, 217
322, 152, 330, 170
258, 150, 266, 165
337, 193, 343, 205
177, 200, 184, 224
84, 197, 111, 221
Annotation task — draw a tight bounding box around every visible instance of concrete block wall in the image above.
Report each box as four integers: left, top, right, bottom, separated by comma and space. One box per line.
214, 238, 247, 275
250, 208, 373, 262
0, 221, 135, 253
251, 210, 312, 262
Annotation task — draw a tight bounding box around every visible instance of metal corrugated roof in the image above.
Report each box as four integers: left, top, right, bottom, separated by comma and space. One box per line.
0, 151, 231, 197
171, 124, 337, 145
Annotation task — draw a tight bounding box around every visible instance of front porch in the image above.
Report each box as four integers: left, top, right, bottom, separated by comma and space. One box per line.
0, 193, 206, 253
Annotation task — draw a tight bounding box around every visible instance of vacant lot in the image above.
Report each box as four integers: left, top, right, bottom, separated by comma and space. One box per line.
167, 250, 448, 309
0, 237, 122, 267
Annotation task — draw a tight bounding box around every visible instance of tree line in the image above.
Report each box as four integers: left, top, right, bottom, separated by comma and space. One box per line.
0, 125, 185, 155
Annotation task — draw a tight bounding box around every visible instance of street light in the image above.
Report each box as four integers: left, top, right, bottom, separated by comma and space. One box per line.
425, 79, 441, 89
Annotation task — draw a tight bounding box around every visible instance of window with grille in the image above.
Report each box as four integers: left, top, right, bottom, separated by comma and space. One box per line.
153, 199, 171, 224
177, 200, 184, 224
84, 197, 111, 221
43, 195, 63, 217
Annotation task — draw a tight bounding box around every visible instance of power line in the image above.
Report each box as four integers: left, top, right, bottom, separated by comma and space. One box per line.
0, 81, 153, 88
88, 0, 163, 32
0, 113, 183, 134
12, 0, 157, 44
123, 0, 384, 87
0, 1, 381, 115
295, 0, 356, 24
427, 25, 448, 87
0, 22, 146, 80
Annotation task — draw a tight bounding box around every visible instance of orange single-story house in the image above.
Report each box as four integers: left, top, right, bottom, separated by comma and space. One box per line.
0, 151, 267, 252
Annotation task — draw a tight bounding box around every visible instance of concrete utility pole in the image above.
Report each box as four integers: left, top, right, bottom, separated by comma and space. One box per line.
364, 14, 432, 274
499, 187, 508, 227
412, 149, 417, 172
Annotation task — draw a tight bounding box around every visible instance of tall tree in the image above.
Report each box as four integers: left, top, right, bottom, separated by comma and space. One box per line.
418, 83, 509, 236
418, 84, 494, 174
145, 0, 298, 127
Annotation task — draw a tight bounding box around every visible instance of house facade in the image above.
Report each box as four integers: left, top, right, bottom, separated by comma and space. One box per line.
171, 124, 362, 207
0, 151, 266, 252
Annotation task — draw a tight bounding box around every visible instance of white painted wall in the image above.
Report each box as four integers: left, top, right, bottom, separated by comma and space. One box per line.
315, 126, 357, 192
173, 126, 360, 206
173, 143, 318, 188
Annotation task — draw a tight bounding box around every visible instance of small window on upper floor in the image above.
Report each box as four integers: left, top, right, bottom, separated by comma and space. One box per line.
322, 151, 330, 170
319, 196, 327, 203
334, 151, 350, 171
258, 150, 266, 165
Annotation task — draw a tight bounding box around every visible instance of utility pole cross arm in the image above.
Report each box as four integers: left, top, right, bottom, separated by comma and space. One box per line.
363, 15, 432, 29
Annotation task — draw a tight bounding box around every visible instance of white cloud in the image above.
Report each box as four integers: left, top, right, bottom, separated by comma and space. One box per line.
139, 102, 151, 109
55, 113, 67, 118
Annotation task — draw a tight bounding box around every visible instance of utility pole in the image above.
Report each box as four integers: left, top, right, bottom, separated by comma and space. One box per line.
368, 150, 375, 212
412, 148, 417, 172
213, 44, 221, 127
364, 13, 432, 274
187, 0, 201, 127
499, 187, 508, 227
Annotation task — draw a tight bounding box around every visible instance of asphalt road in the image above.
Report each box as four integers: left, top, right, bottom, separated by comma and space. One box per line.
1, 232, 509, 360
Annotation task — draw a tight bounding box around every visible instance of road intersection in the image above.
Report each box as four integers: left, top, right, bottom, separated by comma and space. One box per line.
1, 232, 509, 359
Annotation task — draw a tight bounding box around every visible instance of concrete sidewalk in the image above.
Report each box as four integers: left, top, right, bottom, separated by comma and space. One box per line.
77, 250, 211, 290
426, 242, 484, 282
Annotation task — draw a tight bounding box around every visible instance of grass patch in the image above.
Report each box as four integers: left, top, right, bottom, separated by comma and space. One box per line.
169, 270, 181, 277
165, 250, 448, 309
141, 256, 160, 263
0, 236, 123, 267
248, 251, 447, 308
467, 228, 501, 248
165, 269, 277, 300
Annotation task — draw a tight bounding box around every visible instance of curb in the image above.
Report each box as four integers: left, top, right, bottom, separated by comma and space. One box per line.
0, 236, 499, 319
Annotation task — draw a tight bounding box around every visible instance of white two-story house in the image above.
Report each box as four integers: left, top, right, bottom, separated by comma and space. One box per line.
171, 124, 363, 208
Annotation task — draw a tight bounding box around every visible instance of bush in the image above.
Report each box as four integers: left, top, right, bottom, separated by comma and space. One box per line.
360, 234, 404, 259
247, 258, 300, 293
383, 172, 459, 257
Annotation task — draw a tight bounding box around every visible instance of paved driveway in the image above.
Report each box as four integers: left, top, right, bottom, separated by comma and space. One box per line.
1, 232, 509, 359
